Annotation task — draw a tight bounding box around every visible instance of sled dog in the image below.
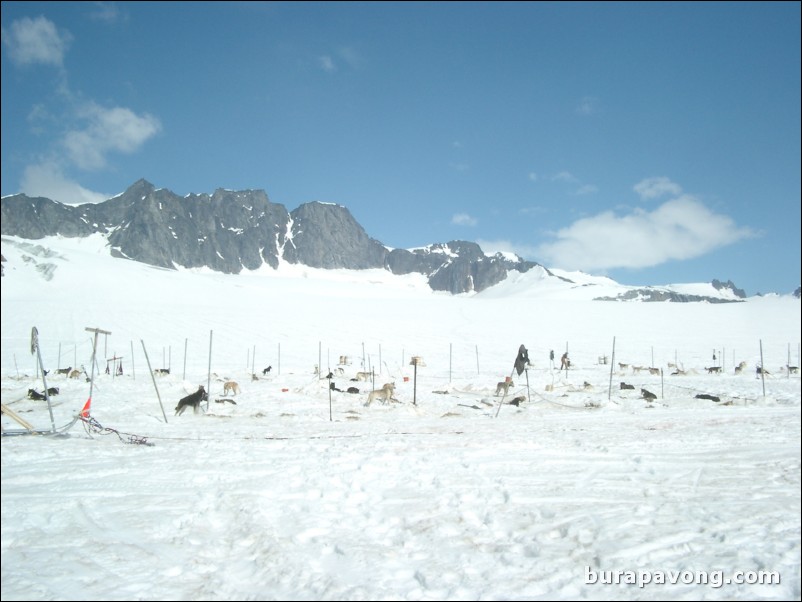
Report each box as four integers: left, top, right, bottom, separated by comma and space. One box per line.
175, 386, 208, 416
223, 381, 240, 395
495, 381, 513, 396
365, 383, 396, 407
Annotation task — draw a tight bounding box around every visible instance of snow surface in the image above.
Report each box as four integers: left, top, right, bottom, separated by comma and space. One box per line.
1, 235, 800, 601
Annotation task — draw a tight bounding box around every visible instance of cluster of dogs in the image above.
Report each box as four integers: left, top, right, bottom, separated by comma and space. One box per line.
27, 387, 59, 400
617, 383, 658, 401
174, 380, 242, 415
618, 363, 662, 376
323, 369, 403, 406
326, 372, 398, 406
175, 373, 400, 416
53, 366, 85, 379
171, 358, 800, 417
618, 360, 799, 377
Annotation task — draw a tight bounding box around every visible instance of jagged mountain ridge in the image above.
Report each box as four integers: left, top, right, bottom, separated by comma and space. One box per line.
0, 178, 758, 301
0, 179, 538, 294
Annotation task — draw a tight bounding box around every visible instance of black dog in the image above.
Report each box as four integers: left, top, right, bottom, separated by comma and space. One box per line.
262, 366, 272, 375
641, 388, 657, 401
175, 385, 208, 416
27, 389, 47, 400
620, 382, 635, 390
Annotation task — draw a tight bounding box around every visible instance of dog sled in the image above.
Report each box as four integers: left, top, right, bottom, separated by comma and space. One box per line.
1, 403, 82, 437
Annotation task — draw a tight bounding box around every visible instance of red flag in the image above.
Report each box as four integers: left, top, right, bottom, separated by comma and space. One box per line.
80, 397, 91, 418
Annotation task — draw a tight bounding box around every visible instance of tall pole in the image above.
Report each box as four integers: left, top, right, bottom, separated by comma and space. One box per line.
608, 336, 616, 401
328, 373, 333, 421
449, 343, 452, 383
85, 327, 111, 411
206, 330, 213, 411
413, 361, 417, 406
141, 340, 168, 423
31, 327, 56, 433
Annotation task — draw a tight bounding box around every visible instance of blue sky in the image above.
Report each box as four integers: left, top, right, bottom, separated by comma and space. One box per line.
2, 1, 800, 295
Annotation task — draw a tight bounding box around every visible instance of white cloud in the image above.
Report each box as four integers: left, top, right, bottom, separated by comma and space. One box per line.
62, 103, 162, 170
21, 162, 108, 205
318, 55, 336, 72
337, 46, 362, 69
519, 206, 547, 216
576, 96, 597, 116
452, 213, 477, 227
535, 195, 756, 272
89, 2, 127, 24
550, 171, 596, 195
317, 48, 362, 73
633, 177, 683, 200
1, 16, 72, 67
527, 172, 538, 182
552, 171, 576, 183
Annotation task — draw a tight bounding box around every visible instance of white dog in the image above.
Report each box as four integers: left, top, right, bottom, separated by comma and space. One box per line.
364, 383, 396, 407
223, 381, 240, 395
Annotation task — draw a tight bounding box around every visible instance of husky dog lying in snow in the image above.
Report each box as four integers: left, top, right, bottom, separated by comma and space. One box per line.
364, 383, 396, 407
175, 386, 208, 416
223, 381, 240, 395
